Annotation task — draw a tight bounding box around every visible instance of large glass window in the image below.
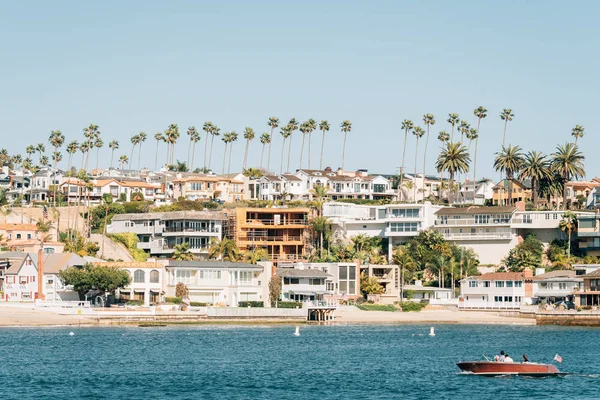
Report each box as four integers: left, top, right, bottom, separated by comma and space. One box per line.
239, 271, 253, 284
390, 222, 419, 232
469, 281, 478, 287
175, 270, 194, 284
134, 270, 145, 283
506, 281, 513, 288
150, 270, 160, 283
495, 281, 504, 288
390, 209, 419, 218
199, 270, 222, 280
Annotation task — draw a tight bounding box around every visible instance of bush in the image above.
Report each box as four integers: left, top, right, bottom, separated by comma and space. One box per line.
190, 302, 208, 307
276, 301, 302, 309
398, 302, 426, 312
238, 301, 264, 307
109, 232, 149, 262
164, 297, 182, 304
356, 304, 397, 311
127, 300, 143, 306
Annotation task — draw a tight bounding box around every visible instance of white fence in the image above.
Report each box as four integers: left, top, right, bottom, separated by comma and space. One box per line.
207, 307, 306, 318
36, 300, 91, 308
458, 301, 521, 309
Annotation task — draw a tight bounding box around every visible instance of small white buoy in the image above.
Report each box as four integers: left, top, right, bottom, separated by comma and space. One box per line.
69, 332, 75, 336
429, 327, 435, 337
293, 326, 300, 336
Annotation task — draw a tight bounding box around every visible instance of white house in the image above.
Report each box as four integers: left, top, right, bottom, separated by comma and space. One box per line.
106, 261, 165, 306
275, 267, 331, 302
2, 252, 38, 302
455, 180, 495, 205
275, 262, 360, 301
531, 269, 582, 304
459, 271, 531, 309
403, 280, 453, 302
40, 252, 85, 302
165, 260, 270, 306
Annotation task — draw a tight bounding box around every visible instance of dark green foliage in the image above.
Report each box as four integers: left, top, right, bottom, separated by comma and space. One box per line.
164, 296, 182, 304
238, 301, 264, 307
356, 304, 397, 311
397, 302, 426, 312
503, 234, 543, 272
276, 301, 302, 309
190, 302, 209, 307
58, 263, 131, 299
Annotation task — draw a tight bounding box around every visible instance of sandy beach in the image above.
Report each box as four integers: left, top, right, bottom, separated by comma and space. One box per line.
0, 305, 535, 327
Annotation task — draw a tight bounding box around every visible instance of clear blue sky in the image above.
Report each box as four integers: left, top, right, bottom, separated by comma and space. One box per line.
1, 0, 598, 179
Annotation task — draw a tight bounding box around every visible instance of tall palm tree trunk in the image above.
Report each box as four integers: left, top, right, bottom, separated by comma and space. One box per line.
400, 129, 408, 201
267, 141, 273, 172
154, 140, 160, 170
191, 142, 197, 171
165, 143, 170, 168
228, 143, 234, 174
341, 132, 348, 170
110, 150, 115, 169
280, 139, 286, 174
203, 134, 209, 171
502, 120, 508, 148
532, 178, 538, 208
422, 126, 430, 196
130, 146, 135, 170
222, 144, 228, 175
320, 131, 326, 170
187, 138, 193, 167
209, 136, 215, 171
449, 172, 455, 205
138, 143, 143, 170
299, 133, 305, 169
307, 134, 311, 169
260, 145, 265, 170
413, 139, 419, 203
563, 168, 568, 210
243, 140, 250, 170
287, 135, 293, 173
508, 171, 514, 205
474, 119, 481, 186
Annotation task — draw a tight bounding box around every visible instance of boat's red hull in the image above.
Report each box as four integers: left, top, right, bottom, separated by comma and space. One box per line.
457, 361, 565, 377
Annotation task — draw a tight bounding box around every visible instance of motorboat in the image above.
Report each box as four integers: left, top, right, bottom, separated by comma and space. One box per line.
457, 361, 566, 377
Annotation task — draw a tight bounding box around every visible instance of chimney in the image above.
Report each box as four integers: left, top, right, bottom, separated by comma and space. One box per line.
523, 268, 533, 299
37, 249, 45, 301
515, 201, 526, 211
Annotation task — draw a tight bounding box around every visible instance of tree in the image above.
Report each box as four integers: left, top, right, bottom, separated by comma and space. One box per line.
360, 272, 384, 297
119, 155, 129, 169
269, 276, 282, 306
422, 113, 435, 186
279, 125, 291, 174
49, 130, 65, 207
209, 238, 240, 261
93, 136, 104, 171
472, 106, 488, 186
551, 143, 585, 210
208, 124, 220, 171
307, 118, 317, 169
571, 124, 585, 143
519, 151, 551, 209
175, 282, 189, 298
392, 246, 416, 299
436, 131, 450, 200
186, 126, 198, 167
259, 133, 271, 170
287, 119, 299, 173
319, 120, 330, 170
242, 127, 255, 170
298, 121, 309, 169
108, 140, 119, 169
446, 113, 459, 142
559, 211, 577, 264
503, 234, 543, 272
494, 145, 524, 205
243, 248, 269, 264
202, 121, 214, 171
189, 128, 201, 171
310, 216, 330, 259
500, 108, 514, 147
129, 134, 140, 169
58, 264, 131, 300
227, 131, 238, 174
435, 142, 470, 205
172, 242, 195, 261
411, 126, 425, 202
398, 119, 414, 200
340, 120, 352, 170
221, 132, 232, 174
267, 117, 279, 172
153, 133, 163, 170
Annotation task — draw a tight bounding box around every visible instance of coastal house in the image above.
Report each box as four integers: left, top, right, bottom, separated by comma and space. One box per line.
398, 173, 443, 202
455, 180, 495, 205
1, 252, 38, 302
275, 266, 331, 302
0, 223, 64, 254
41, 252, 85, 302
492, 179, 532, 206
577, 213, 600, 256
251, 174, 305, 201
459, 270, 532, 309
107, 210, 225, 258
360, 263, 400, 304
294, 169, 396, 201
402, 280, 453, 302
531, 269, 582, 304
574, 268, 600, 308
227, 207, 311, 265
99, 261, 165, 306
165, 260, 270, 306
172, 174, 244, 203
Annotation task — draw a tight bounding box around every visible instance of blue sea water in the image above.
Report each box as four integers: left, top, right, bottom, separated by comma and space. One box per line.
1, 324, 599, 400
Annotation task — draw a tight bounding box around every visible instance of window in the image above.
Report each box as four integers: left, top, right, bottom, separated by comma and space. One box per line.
504, 296, 513, 302
484, 281, 490, 287
19, 276, 27, 284
134, 270, 145, 283
284, 277, 300, 285
150, 270, 160, 283
469, 281, 478, 288
390, 209, 419, 218
390, 222, 419, 232
199, 270, 222, 280
175, 269, 194, 284
6, 276, 14, 284
506, 281, 513, 288
514, 281, 523, 288
326, 282, 336, 291
475, 215, 490, 224
495, 281, 504, 288
309, 278, 322, 285
494, 296, 502, 302
16, 234, 22, 239
239, 271, 253, 284
559, 283, 567, 290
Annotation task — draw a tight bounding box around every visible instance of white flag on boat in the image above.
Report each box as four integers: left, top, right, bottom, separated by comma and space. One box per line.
553, 354, 563, 363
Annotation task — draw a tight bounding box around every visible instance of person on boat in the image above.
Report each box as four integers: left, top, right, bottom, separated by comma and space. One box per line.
523, 354, 529, 363
504, 354, 514, 363
494, 350, 506, 362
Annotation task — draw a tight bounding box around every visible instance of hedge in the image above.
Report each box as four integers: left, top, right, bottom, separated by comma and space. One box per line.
238, 301, 264, 308
127, 300, 143, 306
398, 302, 426, 312
276, 301, 302, 309
190, 302, 208, 307
356, 304, 397, 312
164, 297, 182, 304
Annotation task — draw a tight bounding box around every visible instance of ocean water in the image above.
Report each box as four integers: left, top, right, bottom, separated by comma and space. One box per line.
1, 324, 599, 400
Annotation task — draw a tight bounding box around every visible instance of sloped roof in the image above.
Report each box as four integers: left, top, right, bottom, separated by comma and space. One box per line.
0, 224, 38, 231
167, 260, 262, 270
112, 210, 226, 221
275, 268, 331, 278
584, 269, 600, 278
281, 174, 302, 182
473, 272, 524, 281
531, 270, 578, 281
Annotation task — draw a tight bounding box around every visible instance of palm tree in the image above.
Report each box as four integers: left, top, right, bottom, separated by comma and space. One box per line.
436, 131, 450, 199
422, 113, 435, 186
119, 155, 129, 169
48, 130, 65, 207
494, 145, 524, 205
172, 243, 195, 261
208, 125, 220, 171
551, 143, 585, 210
307, 118, 317, 169
108, 140, 119, 168
279, 126, 291, 174
435, 142, 470, 205
458, 120, 469, 143
446, 113, 459, 141
519, 151, 551, 208
571, 124, 585, 143
311, 216, 330, 259
559, 211, 577, 264
82, 124, 100, 171
500, 109, 514, 147
151, 133, 162, 170
137, 132, 147, 170
243, 248, 269, 264
228, 131, 238, 174
35, 143, 45, 164
190, 129, 201, 171
287, 118, 299, 173
202, 121, 214, 171
473, 106, 488, 186
165, 124, 180, 166
319, 120, 330, 170
259, 133, 271, 170
129, 134, 140, 169
208, 238, 240, 261
94, 136, 104, 170
298, 121, 309, 169
186, 126, 197, 167
340, 120, 352, 170
399, 119, 414, 199
267, 117, 279, 172
411, 126, 425, 202
242, 127, 255, 170
221, 132, 232, 175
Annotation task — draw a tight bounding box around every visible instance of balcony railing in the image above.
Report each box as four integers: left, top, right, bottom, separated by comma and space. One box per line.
441, 232, 512, 240
271, 254, 305, 261
163, 227, 219, 233
435, 218, 512, 226
245, 219, 308, 226
240, 236, 303, 242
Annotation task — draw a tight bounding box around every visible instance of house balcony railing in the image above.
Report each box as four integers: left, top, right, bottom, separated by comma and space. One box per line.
163, 227, 220, 233
245, 219, 308, 226
271, 254, 305, 261
240, 236, 303, 242
434, 218, 512, 226
441, 232, 513, 241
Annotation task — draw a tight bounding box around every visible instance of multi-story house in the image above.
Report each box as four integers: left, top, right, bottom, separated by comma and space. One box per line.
100, 261, 165, 306
577, 213, 600, 256
60, 178, 162, 205
107, 211, 226, 258
165, 260, 270, 306
252, 174, 305, 201
228, 207, 311, 264
531, 269, 582, 304
574, 268, 600, 308
492, 179, 532, 206
172, 174, 244, 202
1, 252, 38, 301
398, 173, 443, 202
41, 252, 85, 302
459, 271, 532, 309
275, 266, 331, 302
360, 263, 400, 304
324, 202, 442, 260
455, 180, 495, 205
5, 170, 31, 204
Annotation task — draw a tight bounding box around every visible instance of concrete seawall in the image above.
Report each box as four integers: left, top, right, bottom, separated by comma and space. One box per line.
536, 311, 600, 326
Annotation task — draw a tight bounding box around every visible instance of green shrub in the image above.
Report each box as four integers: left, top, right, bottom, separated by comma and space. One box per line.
356, 304, 397, 311
127, 300, 143, 306
164, 297, 182, 304
190, 302, 208, 307
398, 302, 426, 312
109, 232, 149, 262
238, 301, 264, 308
276, 301, 302, 309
